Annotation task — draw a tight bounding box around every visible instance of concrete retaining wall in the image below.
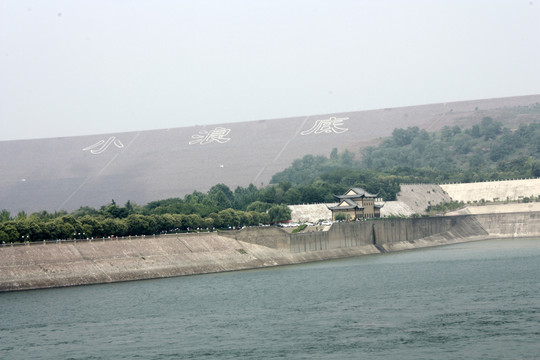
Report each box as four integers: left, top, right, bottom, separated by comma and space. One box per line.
287, 216, 490, 253
289, 222, 373, 253
214, 213, 539, 253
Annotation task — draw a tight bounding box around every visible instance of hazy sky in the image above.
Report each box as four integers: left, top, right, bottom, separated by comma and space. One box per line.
1, 0, 539, 141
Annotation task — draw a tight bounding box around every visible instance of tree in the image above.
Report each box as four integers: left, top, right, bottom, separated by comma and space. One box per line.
104, 203, 129, 218
183, 214, 203, 230
53, 220, 76, 239
218, 209, 239, 228
233, 184, 259, 210
208, 184, 234, 209
440, 126, 453, 141
124, 200, 141, 215
99, 218, 126, 237
334, 212, 350, 221
72, 206, 99, 218
152, 214, 176, 233
203, 217, 214, 230
247, 201, 273, 213
340, 149, 354, 166
470, 124, 481, 138
0, 222, 19, 242
480, 117, 502, 140
267, 204, 291, 223
0, 209, 11, 223
79, 215, 103, 237
16, 211, 27, 221
330, 147, 338, 160
392, 127, 419, 146
468, 153, 485, 169
126, 214, 150, 235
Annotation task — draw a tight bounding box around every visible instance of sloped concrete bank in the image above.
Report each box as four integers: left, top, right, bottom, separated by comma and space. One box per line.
2, 213, 540, 292
0, 234, 381, 292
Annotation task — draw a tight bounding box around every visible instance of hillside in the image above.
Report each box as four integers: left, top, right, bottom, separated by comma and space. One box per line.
1, 94, 539, 214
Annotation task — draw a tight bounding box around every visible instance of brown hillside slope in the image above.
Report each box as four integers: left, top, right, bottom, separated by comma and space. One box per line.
1, 95, 539, 213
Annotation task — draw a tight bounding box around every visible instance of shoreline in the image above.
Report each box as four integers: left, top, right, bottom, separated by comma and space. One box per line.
1, 212, 539, 292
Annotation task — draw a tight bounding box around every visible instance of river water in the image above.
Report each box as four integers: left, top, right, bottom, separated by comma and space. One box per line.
1, 238, 539, 359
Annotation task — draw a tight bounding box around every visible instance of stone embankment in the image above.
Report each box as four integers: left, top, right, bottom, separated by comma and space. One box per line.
2, 212, 539, 292
440, 178, 540, 203
289, 203, 334, 223
394, 184, 452, 214
387, 178, 540, 217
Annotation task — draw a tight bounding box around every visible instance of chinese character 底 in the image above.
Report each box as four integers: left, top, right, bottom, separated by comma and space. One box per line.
300, 117, 349, 135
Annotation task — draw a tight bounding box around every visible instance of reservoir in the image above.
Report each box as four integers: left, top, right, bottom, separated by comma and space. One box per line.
1, 238, 539, 359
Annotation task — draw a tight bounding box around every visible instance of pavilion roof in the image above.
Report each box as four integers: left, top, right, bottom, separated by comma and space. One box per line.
335, 187, 378, 199
327, 198, 364, 211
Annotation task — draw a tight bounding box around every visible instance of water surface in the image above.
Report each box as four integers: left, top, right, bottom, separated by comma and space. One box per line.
1, 238, 539, 359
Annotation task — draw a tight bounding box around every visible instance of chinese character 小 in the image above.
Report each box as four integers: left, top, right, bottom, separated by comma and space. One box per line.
83, 136, 124, 154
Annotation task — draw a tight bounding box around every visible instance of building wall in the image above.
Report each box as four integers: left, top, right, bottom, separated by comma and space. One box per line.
365, 198, 375, 217
332, 196, 378, 219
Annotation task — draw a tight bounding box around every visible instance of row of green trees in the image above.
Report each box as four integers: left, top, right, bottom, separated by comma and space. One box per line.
0, 205, 292, 243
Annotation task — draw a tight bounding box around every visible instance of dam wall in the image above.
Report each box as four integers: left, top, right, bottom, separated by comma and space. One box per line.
288, 216, 490, 253
289, 221, 373, 253
229, 213, 539, 253
1, 212, 539, 292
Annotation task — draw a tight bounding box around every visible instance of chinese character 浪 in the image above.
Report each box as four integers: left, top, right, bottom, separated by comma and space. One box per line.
189, 127, 231, 145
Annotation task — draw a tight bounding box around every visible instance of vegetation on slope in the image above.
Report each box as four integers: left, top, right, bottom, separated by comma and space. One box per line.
361, 118, 540, 177
271, 118, 540, 184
